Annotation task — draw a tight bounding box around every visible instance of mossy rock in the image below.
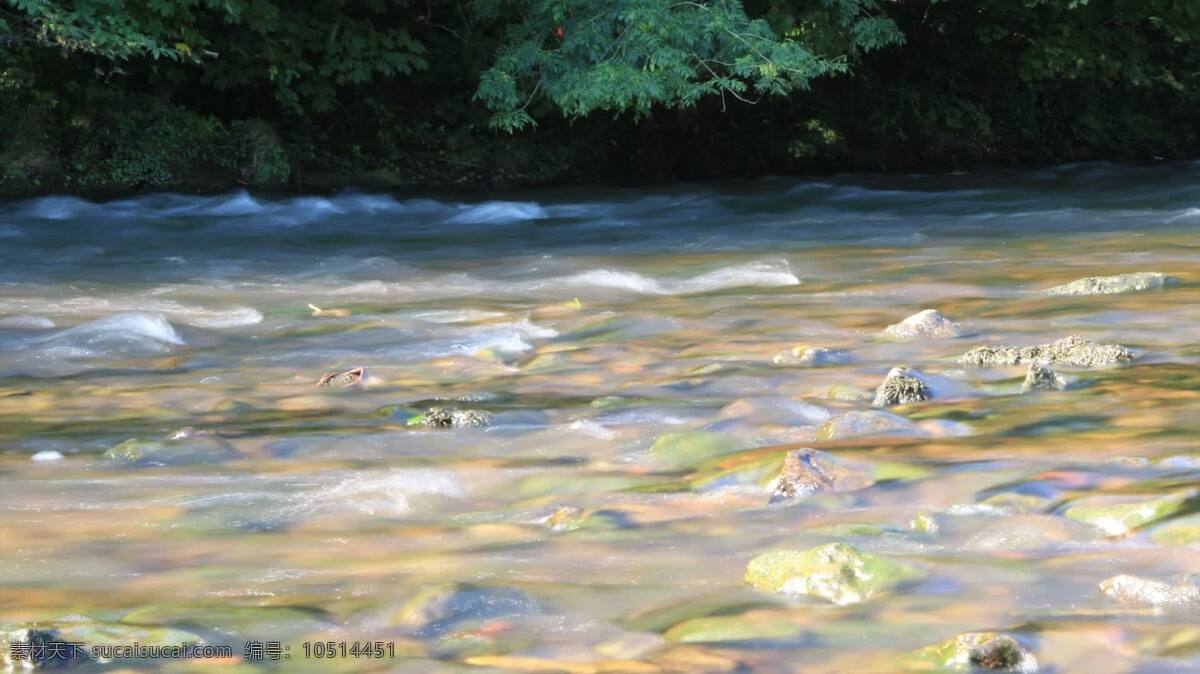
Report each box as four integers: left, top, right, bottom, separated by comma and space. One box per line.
1063, 492, 1198, 536
663, 612, 808, 644
744, 543, 924, 605
120, 604, 330, 639
620, 591, 779, 633
913, 631, 1037, 671
1149, 515, 1200, 546
649, 431, 742, 470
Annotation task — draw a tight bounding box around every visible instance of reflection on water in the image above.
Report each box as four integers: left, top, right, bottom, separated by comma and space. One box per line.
1, 163, 1199, 672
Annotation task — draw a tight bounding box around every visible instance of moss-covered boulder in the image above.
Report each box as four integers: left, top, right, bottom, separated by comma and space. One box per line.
1063, 492, 1197, 536
744, 543, 924, 605
914, 632, 1038, 672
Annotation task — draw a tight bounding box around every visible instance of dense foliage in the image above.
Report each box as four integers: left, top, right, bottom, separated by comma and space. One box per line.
1, 0, 1198, 194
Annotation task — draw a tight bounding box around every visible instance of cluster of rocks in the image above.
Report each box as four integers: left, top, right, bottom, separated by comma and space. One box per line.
959, 335, 1133, 368
1042, 272, 1173, 296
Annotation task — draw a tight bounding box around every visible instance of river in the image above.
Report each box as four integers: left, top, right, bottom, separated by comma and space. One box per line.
0, 162, 1198, 672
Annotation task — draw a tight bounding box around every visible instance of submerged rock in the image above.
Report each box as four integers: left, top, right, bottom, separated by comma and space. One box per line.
1149, 515, 1200, 546
767, 448, 874, 506
1099, 574, 1200, 607
104, 437, 240, 466
909, 513, 939, 535
816, 410, 926, 440
879, 309, 963, 341
1043, 272, 1173, 296
959, 335, 1133, 368
915, 632, 1038, 672
1021, 362, 1068, 393
825, 384, 872, 402
393, 584, 535, 636
412, 407, 492, 428
1063, 492, 1196, 536
872, 367, 933, 407
316, 366, 364, 387
744, 542, 923, 605
662, 612, 808, 644
772, 346, 852, 366
648, 431, 742, 470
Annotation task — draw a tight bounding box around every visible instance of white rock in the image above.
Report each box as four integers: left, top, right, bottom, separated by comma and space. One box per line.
879, 309, 962, 341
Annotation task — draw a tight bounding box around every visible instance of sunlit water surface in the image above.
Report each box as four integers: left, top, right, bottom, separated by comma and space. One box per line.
1, 163, 1199, 673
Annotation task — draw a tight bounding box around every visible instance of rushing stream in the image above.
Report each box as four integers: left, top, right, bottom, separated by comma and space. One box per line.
1, 163, 1199, 673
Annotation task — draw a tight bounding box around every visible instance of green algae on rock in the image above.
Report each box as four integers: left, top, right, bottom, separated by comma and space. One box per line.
104, 437, 241, 466
1099, 574, 1200, 607
1149, 515, 1200, 546
1042, 272, 1173, 296
744, 543, 924, 605
872, 366, 934, 407
1063, 492, 1197, 536
409, 407, 492, 428
959, 335, 1133, 369
914, 631, 1038, 672
648, 431, 742, 470
662, 612, 808, 644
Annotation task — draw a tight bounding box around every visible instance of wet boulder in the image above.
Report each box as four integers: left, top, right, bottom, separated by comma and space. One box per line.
772, 346, 852, 366
744, 542, 924, 605
879, 309, 962, 341
915, 632, 1038, 672
767, 448, 874, 506
872, 367, 933, 407
959, 335, 1133, 369
411, 407, 492, 428
1099, 574, 1200, 607
1042, 272, 1173, 296
1021, 362, 1067, 393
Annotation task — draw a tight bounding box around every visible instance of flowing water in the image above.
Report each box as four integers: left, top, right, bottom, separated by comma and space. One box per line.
1, 163, 1198, 673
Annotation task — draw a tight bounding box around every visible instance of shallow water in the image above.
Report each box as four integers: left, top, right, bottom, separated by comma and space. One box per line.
1, 163, 1199, 672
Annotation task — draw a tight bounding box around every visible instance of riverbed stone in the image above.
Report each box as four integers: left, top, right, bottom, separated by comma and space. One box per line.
879, 309, 962, 341
1021, 362, 1068, 393
1099, 574, 1200, 607
744, 543, 924, 605
1043, 272, 1173, 296
1063, 492, 1196, 536
825, 384, 872, 402
816, 410, 926, 440
914, 632, 1038, 672
662, 612, 808, 644
767, 448, 874, 506
959, 335, 1134, 368
872, 366, 933, 407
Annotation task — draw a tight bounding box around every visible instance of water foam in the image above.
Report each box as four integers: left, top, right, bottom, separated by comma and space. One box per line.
446, 201, 548, 225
